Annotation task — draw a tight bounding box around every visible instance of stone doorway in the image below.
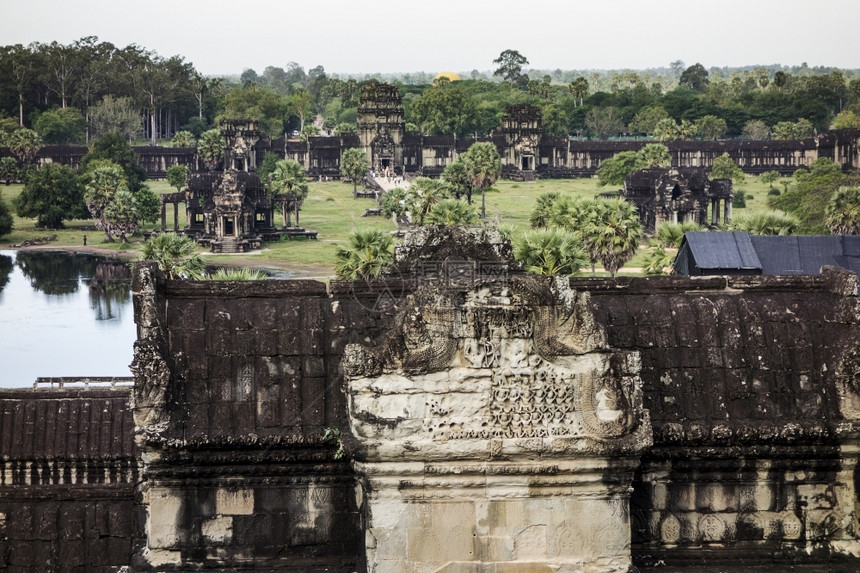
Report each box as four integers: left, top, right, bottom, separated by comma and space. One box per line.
224, 216, 235, 236
521, 155, 534, 171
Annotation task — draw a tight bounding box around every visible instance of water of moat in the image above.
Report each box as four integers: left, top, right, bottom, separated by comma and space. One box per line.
0, 249, 137, 388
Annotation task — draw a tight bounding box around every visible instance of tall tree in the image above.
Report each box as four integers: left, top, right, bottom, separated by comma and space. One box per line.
461, 142, 501, 219
81, 132, 146, 192
679, 63, 710, 92
89, 95, 142, 142
266, 159, 309, 225
585, 106, 624, 139
493, 50, 529, 85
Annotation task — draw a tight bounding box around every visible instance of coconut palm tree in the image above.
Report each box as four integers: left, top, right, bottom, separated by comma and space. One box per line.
513, 228, 589, 276
425, 199, 479, 226
825, 187, 860, 235
334, 229, 395, 280
139, 233, 205, 279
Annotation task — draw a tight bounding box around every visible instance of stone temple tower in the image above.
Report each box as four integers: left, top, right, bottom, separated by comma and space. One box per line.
357, 81, 405, 173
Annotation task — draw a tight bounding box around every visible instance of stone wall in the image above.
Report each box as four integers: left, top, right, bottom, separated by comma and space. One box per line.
129, 266, 362, 571
3, 235, 860, 571
0, 388, 138, 573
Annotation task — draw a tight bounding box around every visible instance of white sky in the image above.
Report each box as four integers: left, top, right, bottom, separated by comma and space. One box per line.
2, 0, 858, 76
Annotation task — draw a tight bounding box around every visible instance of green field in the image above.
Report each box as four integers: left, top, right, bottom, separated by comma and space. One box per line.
0, 173, 778, 278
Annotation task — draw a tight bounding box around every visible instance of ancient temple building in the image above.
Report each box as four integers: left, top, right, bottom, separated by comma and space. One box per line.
4, 227, 860, 572
158, 119, 298, 252
357, 81, 406, 172
621, 167, 734, 233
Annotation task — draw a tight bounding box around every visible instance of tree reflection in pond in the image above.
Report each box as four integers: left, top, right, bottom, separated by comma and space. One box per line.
14, 251, 131, 320
0, 254, 12, 294
87, 260, 131, 321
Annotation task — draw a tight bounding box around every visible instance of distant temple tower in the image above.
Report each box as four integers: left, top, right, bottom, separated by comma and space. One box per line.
221, 119, 261, 172
500, 104, 542, 173
357, 81, 405, 172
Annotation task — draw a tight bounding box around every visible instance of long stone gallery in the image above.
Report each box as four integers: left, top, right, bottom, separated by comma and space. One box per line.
1, 225, 860, 572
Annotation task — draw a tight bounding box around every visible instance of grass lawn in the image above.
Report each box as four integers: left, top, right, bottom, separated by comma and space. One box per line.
0, 173, 785, 278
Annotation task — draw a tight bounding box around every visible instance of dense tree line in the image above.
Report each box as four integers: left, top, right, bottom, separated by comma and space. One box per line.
2, 41, 860, 149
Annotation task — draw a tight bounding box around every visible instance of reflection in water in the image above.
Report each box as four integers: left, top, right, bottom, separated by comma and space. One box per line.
0, 250, 136, 387
0, 254, 12, 294
87, 261, 132, 321
15, 250, 131, 320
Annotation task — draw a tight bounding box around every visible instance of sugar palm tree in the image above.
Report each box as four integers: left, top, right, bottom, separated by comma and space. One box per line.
513, 228, 589, 276
425, 199, 479, 226
341, 147, 369, 198
825, 187, 860, 235
728, 210, 800, 235
529, 191, 561, 228
139, 233, 205, 279
583, 198, 643, 277
267, 159, 309, 226
197, 129, 224, 171
334, 229, 395, 280
410, 177, 449, 225
461, 142, 501, 219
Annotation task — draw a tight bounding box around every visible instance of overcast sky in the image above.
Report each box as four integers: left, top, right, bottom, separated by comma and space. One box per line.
3, 0, 858, 76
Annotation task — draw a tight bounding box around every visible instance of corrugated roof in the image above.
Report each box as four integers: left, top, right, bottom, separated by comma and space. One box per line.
682, 231, 762, 271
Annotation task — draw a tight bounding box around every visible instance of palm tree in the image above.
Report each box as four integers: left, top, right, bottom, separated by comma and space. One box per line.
825, 187, 860, 235
380, 186, 414, 227
267, 159, 309, 226
139, 233, 205, 279
204, 267, 268, 281
654, 221, 703, 248
334, 229, 395, 280
513, 228, 588, 276
583, 198, 643, 277
461, 142, 501, 219
409, 178, 449, 225
529, 192, 561, 228
638, 143, 671, 168
728, 210, 800, 235
425, 199, 479, 226
197, 129, 224, 171
341, 147, 369, 198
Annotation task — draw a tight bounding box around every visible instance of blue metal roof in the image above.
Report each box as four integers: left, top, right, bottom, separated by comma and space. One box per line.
681, 231, 762, 271
676, 232, 860, 276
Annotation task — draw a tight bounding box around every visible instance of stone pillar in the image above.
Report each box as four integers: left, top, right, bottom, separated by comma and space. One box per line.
344, 276, 651, 573
160, 203, 167, 232
672, 210, 678, 224
725, 198, 733, 224
173, 203, 179, 232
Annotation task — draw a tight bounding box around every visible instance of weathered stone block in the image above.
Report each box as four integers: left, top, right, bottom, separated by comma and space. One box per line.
215, 487, 254, 516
